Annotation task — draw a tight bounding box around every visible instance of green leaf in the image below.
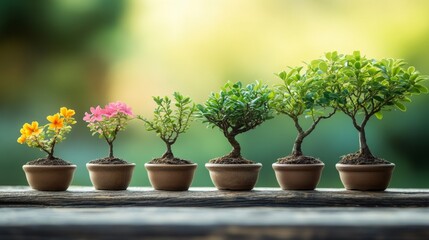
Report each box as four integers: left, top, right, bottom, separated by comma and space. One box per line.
402, 97, 412, 102
353, 51, 361, 59
278, 71, 287, 80
415, 84, 428, 93
375, 112, 383, 120
373, 96, 384, 102
394, 102, 406, 112
319, 61, 328, 72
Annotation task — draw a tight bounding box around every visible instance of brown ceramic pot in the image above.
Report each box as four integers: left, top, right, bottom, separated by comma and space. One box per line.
22, 165, 76, 191
145, 163, 197, 191
86, 163, 135, 190
336, 163, 395, 191
205, 163, 262, 191
272, 163, 324, 190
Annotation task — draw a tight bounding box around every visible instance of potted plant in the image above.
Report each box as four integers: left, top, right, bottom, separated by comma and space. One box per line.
84, 101, 135, 190
18, 107, 77, 191
329, 51, 427, 190
138, 92, 197, 191
271, 65, 336, 190
197, 81, 273, 190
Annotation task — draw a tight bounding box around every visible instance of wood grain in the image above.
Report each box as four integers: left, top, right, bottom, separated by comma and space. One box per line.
1, 186, 429, 207
0, 207, 429, 239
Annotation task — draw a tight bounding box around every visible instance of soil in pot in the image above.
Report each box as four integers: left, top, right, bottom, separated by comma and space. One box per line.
273, 155, 324, 190
148, 157, 192, 165
145, 157, 197, 191
277, 155, 322, 164
88, 157, 129, 164
23, 157, 76, 191
339, 153, 391, 165
87, 157, 135, 190
337, 153, 394, 191
209, 156, 254, 164
206, 156, 261, 191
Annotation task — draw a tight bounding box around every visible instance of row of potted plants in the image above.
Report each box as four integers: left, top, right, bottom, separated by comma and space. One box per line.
18, 51, 427, 192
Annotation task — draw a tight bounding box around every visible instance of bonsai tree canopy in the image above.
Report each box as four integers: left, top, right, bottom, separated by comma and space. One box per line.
139, 92, 195, 164
197, 81, 273, 163
328, 51, 428, 164
271, 64, 336, 164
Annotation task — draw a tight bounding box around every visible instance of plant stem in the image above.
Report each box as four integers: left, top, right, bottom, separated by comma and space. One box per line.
226, 135, 241, 158
358, 127, 373, 158
290, 110, 336, 157
48, 135, 57, 160
108, 141, 114, 158
292, 132, 304, 156
162, 142, 174, 159
351, 114, 374, 158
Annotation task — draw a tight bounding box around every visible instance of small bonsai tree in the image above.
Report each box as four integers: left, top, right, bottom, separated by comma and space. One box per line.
197, 81, 273, 164
17, 107, 77, 164
138, 92, 196, 164
83, 101, 133, 164
271, 65, 336, 164
329, 51, 428, 164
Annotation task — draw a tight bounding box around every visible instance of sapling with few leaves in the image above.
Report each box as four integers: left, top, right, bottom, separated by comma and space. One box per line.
138, 92, 196, 164
326, 51, 428, 164
271, 65, 336, 164
197, 81, 273, 164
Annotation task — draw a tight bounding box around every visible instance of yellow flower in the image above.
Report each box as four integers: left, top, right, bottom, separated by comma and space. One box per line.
47, 113, 64, 130
23, 121, 42, 136
17, 134, 26, 144
60, 107, 75, 118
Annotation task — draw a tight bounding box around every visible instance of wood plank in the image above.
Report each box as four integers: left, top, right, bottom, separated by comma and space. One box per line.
0, 207, 428, 239
1, 186, 429, 207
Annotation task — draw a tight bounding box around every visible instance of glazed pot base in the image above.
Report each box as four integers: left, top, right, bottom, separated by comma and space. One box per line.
206, 163, 262, 191
87, 163, 135, 190
23, 165, 76, 191
145, 163, 197, 191
336, 163, 395, 191
272, 163, 324, 190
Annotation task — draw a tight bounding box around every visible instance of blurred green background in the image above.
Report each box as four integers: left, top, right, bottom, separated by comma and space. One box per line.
1, 0, 429, 188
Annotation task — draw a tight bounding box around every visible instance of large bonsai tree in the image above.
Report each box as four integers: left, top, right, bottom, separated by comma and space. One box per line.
197, 81, 273, 164
271, 64, 336, 164
328, 51, 427, 164
138, 92, 196, 164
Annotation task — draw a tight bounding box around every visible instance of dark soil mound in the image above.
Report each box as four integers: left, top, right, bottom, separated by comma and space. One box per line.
148, 157, 193, 165
89, 157, 129, 164
339, 153, 391, 165
26, 158, 72, 165
209, 156, 255, 164
277, 155, 323, 164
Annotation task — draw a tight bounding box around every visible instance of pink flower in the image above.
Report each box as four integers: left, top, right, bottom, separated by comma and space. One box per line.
104, 101, 133, 117
83, 106, 106, 122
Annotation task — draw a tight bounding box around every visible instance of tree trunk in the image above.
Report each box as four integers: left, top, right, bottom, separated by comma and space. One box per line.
226, 135, 241, 158
292, 133, 304, 156
108, 142, 114, 158
47, 136, 57, 160
162, 143, 174, 159
358, 127, 373, 158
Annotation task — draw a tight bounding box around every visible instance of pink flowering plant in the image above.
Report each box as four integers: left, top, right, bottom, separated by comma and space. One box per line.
84, 102, 133, 160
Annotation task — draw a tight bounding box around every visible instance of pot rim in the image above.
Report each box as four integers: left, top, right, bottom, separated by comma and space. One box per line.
205, 163, 262, 167
23, 164, 77, 168
145, 163, 197, 167
272, 163, 325, 167
86, 163, 136, 167
336, 163, 395, 168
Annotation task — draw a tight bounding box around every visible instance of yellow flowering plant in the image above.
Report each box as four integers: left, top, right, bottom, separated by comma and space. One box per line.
17, 107, 76, 161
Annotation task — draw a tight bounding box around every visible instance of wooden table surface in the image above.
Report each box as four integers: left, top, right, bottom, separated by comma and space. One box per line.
1, 187, 429, 239
1, 186, 428, 207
